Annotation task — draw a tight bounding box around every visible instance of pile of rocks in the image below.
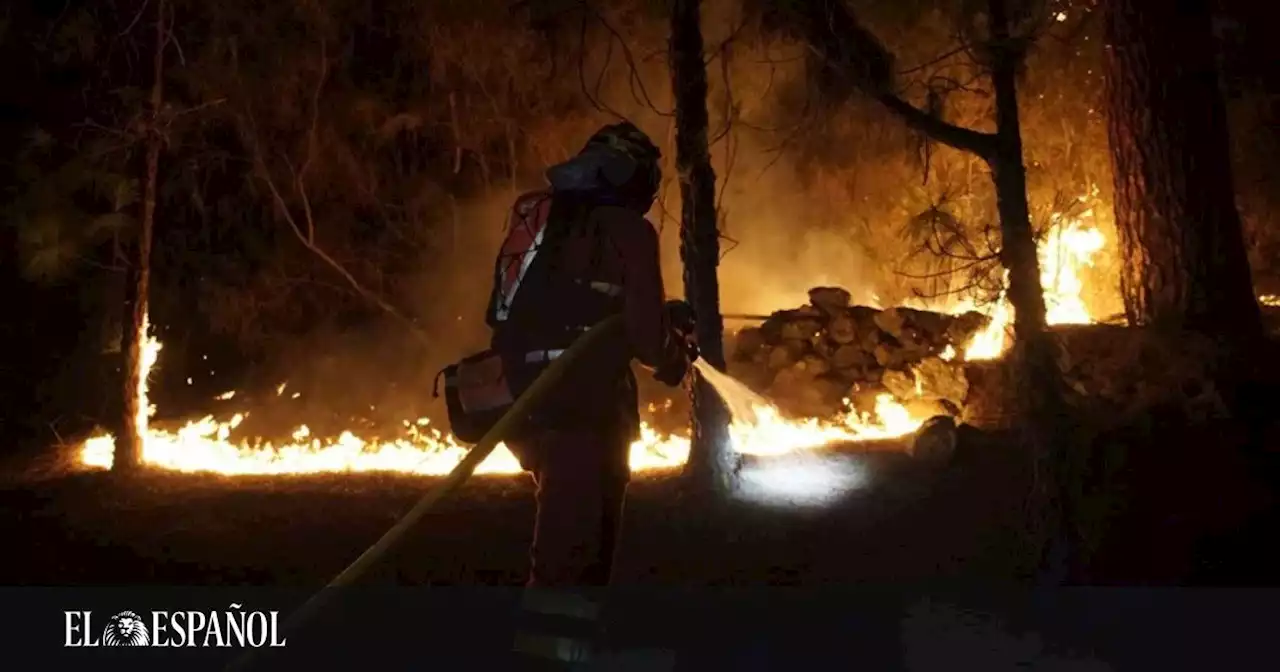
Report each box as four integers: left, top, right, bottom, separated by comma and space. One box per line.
727, 287, 991, 420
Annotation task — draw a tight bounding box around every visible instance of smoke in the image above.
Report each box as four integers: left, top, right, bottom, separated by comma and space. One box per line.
356, 0, 895, 427
406, 0, 887, 333
211, 0, 1117, 437
681, 153, 885, 314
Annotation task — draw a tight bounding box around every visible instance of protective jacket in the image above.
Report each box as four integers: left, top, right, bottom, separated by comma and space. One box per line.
485, 188, 688, 441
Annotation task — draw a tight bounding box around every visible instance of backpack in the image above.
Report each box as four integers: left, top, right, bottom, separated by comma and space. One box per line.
435, 191, 621, 445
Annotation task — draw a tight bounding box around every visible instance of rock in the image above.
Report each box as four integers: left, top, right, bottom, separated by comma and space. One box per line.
874, 343, 908, 369
759, 311, 792, 342
873, 307, 907, 340
794, 304, 824, 319
730, 364, 775, 394
812, 336, 836, 359
733, 327, 767, 360
896, 322, 926, 346
827, 314, 858, 344
831, 344, 872, 370
848, 365, 884, 384
834, 364, 878, 385
767, 345, 797, 370
895, 331, 934, 363
882, 369, 918, 401
913, 356, 970, 406
807, 286, 852, 314
946, 310, 989, 344
771, 367, 840, 416
772, 365, 810, 390
780, 318, 823, 342
860, 327, 883, 350
905, 308, 950, 340
849, 305, 881, 323
904, 397, 952, 420
804, 377, 848, 416
910, 415, 958, 465
846, 384, 889, 416
797, 354, 830, 377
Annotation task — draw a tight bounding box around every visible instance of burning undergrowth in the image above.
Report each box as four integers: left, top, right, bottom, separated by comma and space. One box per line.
74, 201, 1117, 479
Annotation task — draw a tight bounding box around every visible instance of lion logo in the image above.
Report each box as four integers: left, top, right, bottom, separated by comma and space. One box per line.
102, 610, 150, 647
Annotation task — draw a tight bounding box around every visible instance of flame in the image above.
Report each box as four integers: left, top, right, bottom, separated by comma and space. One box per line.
78, 204, 1111, 477
136, 313, 160, 437
78, 375, 921, 476
949, 206, 1108, 361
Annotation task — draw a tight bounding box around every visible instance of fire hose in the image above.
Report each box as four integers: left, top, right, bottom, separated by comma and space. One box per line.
225, 314, 628, 672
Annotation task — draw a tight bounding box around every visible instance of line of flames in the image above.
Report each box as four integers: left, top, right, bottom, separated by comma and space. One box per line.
80, 210, 1113, 477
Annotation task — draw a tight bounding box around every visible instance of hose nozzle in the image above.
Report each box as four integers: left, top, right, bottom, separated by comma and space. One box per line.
664, 299, 699, 362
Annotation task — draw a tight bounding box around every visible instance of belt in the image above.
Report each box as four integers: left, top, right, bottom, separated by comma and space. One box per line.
525, 349, 566, 363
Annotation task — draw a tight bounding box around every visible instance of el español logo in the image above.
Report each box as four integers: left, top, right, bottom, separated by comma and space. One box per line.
64, 604, 287, 648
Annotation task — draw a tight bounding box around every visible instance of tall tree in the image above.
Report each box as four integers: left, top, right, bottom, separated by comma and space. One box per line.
1102, 0, 1262, 339
762, 0, 1076, 577
668, 0, 735, 491
113, 0, 168, 473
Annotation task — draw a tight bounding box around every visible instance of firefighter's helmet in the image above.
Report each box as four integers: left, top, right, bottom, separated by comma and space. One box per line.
583, 121, 661, 209
584, 121, 661, 168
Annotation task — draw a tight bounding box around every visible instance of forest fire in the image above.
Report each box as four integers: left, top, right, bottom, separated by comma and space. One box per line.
78, 211, 1110, 477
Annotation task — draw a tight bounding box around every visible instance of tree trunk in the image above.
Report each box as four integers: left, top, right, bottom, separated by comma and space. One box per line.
987, 0, 1077, 583
113, 0, 166, 473
775, 0, 1079, 578
1103, 0, 1262, 339
669, 0, 734, 491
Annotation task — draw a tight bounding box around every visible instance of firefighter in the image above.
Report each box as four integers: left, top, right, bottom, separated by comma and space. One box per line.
485, 122, 693, 668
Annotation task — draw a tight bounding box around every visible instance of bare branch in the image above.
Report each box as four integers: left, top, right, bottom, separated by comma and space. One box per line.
447, 92, 463, 174
873, 82, 996, 159
298, 38, 326, 185
237, 38, 428, 345
165, 0, 185, 66
896, 42, 973, 76
703, 16, 752, 69
791, 0, 999, 159
575, 10, 626, 120
117, 0, 151, 38
588, 6, 671, 116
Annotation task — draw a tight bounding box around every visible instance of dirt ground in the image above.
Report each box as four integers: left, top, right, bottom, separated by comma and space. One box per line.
3, 414, 1277, 589
0, 437, 1033, 587
4, 419, 1279, 670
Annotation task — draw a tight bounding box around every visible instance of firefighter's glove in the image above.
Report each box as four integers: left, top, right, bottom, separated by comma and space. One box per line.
684, 339, 701, 363
663, 299, 699, 362
652, 300, 696, 386
664, 300, 696, 335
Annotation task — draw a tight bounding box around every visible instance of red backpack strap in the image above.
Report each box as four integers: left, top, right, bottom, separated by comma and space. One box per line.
489, 190, 555, 325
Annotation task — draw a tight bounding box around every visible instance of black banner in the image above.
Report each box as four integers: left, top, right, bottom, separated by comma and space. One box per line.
3, 586, 1277, 671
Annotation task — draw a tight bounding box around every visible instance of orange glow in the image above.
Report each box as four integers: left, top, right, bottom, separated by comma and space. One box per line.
79, 201, 1111, 476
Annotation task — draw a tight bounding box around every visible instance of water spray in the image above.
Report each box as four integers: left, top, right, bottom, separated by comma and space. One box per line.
691, 358, 872, 509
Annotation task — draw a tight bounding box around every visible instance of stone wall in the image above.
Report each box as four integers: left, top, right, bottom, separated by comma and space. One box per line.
726, 287, 990, 421
725, 286, 1241, 430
